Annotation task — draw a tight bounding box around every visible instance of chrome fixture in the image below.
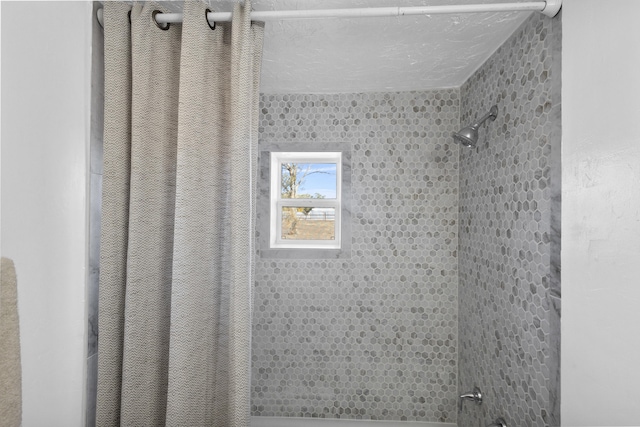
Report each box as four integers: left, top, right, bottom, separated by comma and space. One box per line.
453, 105, 498, 148
98, 1, 563, 27
487, 417, 508, 427
458, 386, 482, 412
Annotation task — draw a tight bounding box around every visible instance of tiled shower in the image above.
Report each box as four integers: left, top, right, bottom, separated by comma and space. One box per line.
254, 90, 460, 422
85, 8, 561, 427
458, 11, 561, 427
251, 11, 561, 427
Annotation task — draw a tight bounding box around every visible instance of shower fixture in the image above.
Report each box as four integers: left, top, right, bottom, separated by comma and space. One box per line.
487, 417, 508, 427
459, 386, 483, 412
453, 105, 498, 148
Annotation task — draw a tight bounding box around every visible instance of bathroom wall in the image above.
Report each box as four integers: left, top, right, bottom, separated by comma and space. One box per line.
562, 0, 640, 425
1, 2, 93, 426
253, 91, 460, 422
457, 11, 561, 427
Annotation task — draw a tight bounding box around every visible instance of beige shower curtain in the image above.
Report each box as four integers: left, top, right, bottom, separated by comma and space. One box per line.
96, 2, 263, 426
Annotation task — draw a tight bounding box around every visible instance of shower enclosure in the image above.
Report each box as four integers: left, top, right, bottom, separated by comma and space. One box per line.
250, 11, 561, 427
85, 5, 561, 427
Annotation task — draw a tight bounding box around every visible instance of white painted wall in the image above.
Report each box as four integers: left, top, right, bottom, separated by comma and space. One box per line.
562, 0, 640, 425
1, 2, 92, 426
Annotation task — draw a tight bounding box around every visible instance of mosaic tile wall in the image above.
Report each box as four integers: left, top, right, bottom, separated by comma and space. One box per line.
457, 12, 561, 427
253, 91, 460, 422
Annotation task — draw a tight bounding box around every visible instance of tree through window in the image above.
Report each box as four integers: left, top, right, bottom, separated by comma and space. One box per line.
270, 153, 342, 249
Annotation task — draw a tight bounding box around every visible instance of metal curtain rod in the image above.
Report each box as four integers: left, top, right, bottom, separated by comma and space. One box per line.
96, 1, 562, 27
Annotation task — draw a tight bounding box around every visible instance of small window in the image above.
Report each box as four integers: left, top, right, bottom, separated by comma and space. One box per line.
270, 152, 342, 249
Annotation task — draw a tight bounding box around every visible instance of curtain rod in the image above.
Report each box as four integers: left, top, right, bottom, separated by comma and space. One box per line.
96, 1, 561, 28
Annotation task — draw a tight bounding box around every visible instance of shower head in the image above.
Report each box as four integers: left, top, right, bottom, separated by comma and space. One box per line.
452, 126, 479, 148
453, 105, 498, 148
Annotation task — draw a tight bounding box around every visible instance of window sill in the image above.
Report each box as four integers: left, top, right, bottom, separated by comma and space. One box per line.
259, 247, 350, 260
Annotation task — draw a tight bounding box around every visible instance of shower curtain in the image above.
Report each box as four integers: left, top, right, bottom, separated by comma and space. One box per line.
96, 2, 263, 426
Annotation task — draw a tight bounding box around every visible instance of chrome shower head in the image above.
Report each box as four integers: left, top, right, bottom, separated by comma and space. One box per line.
453, 105, 498, 148
452, 125, 479, 148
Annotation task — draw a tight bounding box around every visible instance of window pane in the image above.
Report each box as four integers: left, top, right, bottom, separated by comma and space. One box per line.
281, 163, 337, 199
281, 207, 336, 240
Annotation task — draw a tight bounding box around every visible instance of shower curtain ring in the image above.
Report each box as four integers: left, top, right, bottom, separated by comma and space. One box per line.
205, 9, 216, 30
96, 8, 104, 29
152, 10, 170, 31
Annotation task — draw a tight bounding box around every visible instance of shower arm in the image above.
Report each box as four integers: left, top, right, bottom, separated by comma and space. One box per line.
472, 105, 499, 129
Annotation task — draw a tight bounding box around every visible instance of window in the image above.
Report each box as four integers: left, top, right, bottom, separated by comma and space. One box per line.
257, 142, 351, 259
270, 152, 342, 249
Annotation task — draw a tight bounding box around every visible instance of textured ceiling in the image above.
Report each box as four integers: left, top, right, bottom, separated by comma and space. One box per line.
163, 0, 536, 93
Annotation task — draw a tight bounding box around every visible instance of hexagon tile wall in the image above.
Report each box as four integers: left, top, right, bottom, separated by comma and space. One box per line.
458, 12, 561, 427
253, 90, 460, 422
252, 11, 561, 426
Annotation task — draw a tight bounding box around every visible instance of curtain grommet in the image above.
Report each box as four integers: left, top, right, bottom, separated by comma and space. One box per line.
152, 10, 170, 31
205, 9, 215, 30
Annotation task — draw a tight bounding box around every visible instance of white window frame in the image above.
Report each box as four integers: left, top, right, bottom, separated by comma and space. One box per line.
270, 152, 342, 249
